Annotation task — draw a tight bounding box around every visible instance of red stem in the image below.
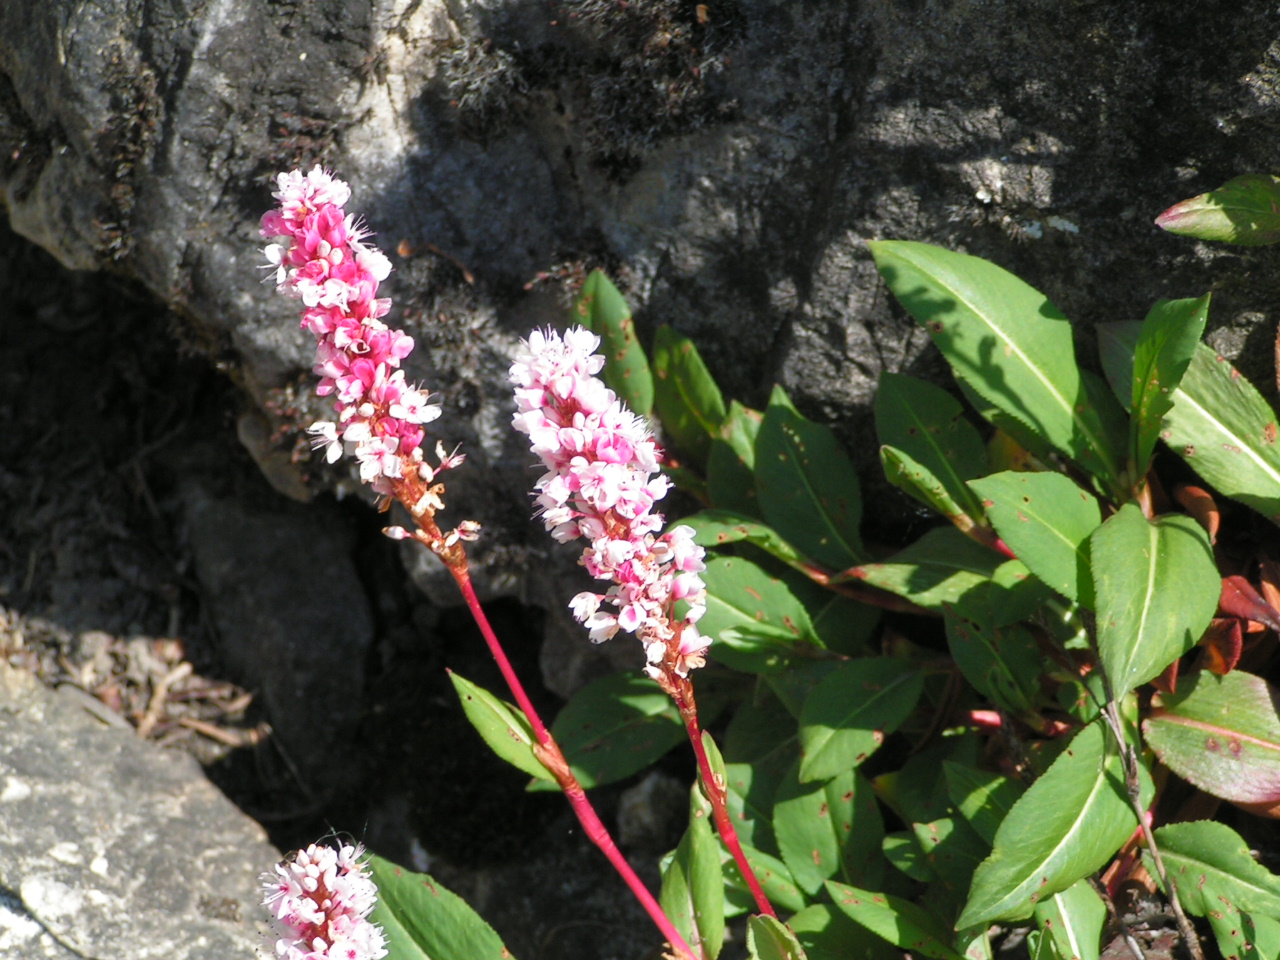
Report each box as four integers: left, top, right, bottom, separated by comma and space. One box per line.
675, 683, 778, 918
449, 565, 700, 960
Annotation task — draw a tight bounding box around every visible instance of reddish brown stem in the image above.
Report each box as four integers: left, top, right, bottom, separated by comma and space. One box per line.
448, 564, 699, 960
671, 679, 778, 919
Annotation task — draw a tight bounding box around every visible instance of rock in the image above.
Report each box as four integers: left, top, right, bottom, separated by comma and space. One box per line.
5, 0, 1280, 683
0, 661, 277, 960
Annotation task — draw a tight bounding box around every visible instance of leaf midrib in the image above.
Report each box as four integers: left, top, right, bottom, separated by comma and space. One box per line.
1171, 384, 1280, 493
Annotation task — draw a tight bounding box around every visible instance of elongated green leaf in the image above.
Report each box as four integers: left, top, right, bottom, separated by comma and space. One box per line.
968, 471, 1101, 605
1131, 295, 1210, 475
912, 816, 988, 897
774, 763, 883, 894
546, 672, 684, 789
661, 791, 726, 960
449, 671, 553, 783
687, 510, 808, 569
826, 881, 966, 960
787, 904, 898, 960
368, 854, 513, 960
943, 763, 1025, 846
798, 657, 923, 781
1208, 904, 1280, 960
721, 843, 807, 915
958, 721, 1144, 927
1149, 820, 1280, 917
883, 831, 933, 881
1144, 670, 1280, 806
653, 324, 728, 469
1100, 323, 1280, 525
756, 386, 864, 569
708, 401, 764, 517
944, 584, 1045, 716
1031, 880, 1105, 960
1090, 503, 1218, 701
881, 445, 975, 527
1155, 174, 1280, 245
876, 372, 989, 519
870, 241, 1126, 487
747, 915, 809, 960
574, 269, 653, 415
848, 526, 1011, 609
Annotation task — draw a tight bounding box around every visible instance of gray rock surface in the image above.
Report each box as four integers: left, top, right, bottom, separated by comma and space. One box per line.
0, 661, 277, 960
5, 0, 1280, 676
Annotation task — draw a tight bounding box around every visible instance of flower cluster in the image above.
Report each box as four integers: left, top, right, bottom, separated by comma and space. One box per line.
261, 166, 442, 495
510, 327, 711, 680
260, 843, 388, 960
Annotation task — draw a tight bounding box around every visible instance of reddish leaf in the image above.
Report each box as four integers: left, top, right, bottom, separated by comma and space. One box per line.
1173, 483, 1220, 544
1260, 558, 1280, 613
1151, 658, 1179, 695
1219, 574, 1280, 632
1201, 618, 1244, 676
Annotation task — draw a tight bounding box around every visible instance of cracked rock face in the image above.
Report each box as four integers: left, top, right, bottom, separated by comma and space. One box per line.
3, 0, 1280, 647
0, 662, 277, 960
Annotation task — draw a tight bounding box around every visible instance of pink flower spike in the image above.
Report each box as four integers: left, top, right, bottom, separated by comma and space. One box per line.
260, 842, 387, 960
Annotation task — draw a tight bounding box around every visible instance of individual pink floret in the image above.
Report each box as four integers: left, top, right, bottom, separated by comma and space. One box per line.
260, 842, 388, 960
510, 326, 709, 680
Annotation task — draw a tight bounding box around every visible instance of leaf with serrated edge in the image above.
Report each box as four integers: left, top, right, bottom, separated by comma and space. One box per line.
849, 526, 1010, 609
1155, 174, 1280, 245
870, 241, 1125, 487
799, 657, 923, 782
1091, 503, 1218, 701
756, 386, 864, 569
882, 445, 973, 524
1144, 670, 1280, 806
574, 269, 653, 415
957, 721, 1144, 927
1131, 295, 1209, 476
747, 915, 809, 960
968, 471, 1101, 605
653, 324, 728, 469
1148, 820, 1280, 918
876, 372, 988, 519
826, 881, 966, 960
1207, 904, 1280, 960
449, 672, 553, 783
1032, 880, 1105, 960
369, 854, 514, 960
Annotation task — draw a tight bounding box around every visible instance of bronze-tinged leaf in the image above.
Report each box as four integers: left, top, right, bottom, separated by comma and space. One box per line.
1173, 483, 1220, 544
1201, 618, 1244, 676
1219, 575, 1280, 632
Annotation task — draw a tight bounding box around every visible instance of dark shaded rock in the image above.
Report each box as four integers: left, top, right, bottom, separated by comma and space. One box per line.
0, 661, 276, 959
180, 479, 374, 792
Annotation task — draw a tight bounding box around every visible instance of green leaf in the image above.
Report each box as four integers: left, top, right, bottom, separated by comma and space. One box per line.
1090, 502, 1219, 701
1155, 174, 1280, 245
826, 881, 966, 960
943, 763, 1025, 846
875, 372, 989, 520
1144, 670, 1280, 806
368, 853, 514, 960
721, 843, 807, 915
747, 915, 809, 960
912, 816, 989, 898
448, 671, 553, 783
869, 241, 1126, 488
573, 269, 654, 415
652, 324, 728, 469
544, 672, 685, 789
848, 526, 1011, 609
883, 832, 933, 881
1100, 323, 1280, 525
1208, 904, 1280, 960
787, 904, 899, 960
1131, 295, 1210, 476
755, 386, 864, 569
968, 471, 1101, 605
1149, 820, 1280, 918
774, 763, 883, 894
873, 734, 982, 826
881, 445, 976, 527
944, 583, 1046, 716
708, 401, 764, 518
661, 790, 726, 960
957, 721, 1144, 927
699, 554, 830, 672
1031, 880, 1105, 960
687, 510, 808, 570
797, 657, 923, 781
